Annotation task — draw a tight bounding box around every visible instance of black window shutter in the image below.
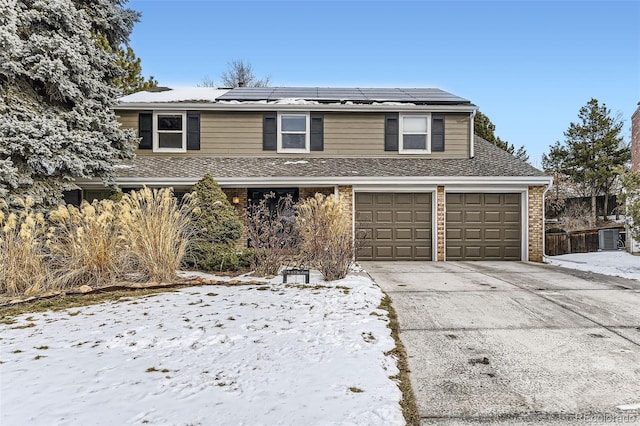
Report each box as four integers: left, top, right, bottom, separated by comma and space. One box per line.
187, 112, 200, 150
263, 113, 277, 151
138, 112, 152, 149
384, 113, 399, 151
310, 113, 324, 151
432, 115, 445, 152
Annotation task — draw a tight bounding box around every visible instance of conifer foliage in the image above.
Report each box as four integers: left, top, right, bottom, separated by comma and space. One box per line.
188, 174, 243, 271
0, 0, 139, 208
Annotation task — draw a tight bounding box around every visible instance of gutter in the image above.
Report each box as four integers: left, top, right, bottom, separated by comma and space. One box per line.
77, 175, 554, 189
114, 102, 478, 114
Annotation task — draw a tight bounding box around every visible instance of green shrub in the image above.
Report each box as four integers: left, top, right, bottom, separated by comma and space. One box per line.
187, 175, 243, 270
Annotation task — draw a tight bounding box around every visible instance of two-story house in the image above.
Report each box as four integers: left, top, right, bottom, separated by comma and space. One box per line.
77, 86, 551, 262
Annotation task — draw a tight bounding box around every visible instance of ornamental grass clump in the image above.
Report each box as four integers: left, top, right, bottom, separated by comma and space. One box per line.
119, 187, 196, 282
0, 197, 49, 296
47, 200, 129, 289
296, 193, 353, 281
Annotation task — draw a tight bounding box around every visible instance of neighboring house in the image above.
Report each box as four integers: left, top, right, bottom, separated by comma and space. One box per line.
76, 86, 552, 262
627, 103, 640, 253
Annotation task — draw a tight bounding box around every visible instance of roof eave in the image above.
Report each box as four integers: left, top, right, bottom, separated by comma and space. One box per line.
114, 102, 478, 113
78, 175, 552, 188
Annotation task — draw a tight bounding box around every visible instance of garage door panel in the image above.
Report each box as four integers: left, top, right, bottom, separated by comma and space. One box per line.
465, 228, 482, 240
356, 192, 432, 261
446, 193, 521, 261
415, 229, 431, 240
484, 193, 501, 204
464, 211, 482, 222
504, 194, 521, 205
447, 211, 463, 223
484, 211, 501, 222
395, 246, 413, 258
504, 211, 520, 223
376, 211, 393, 222
396, 211, 413, 222
395, 228, 413, 240
395, 193, 413, 205
415, 211, 430, 223
375, 193, 394, 204
484, 229, 502, 240
376, 228, 393, 240
375, 246, 393, 259
415, 193, 431, 204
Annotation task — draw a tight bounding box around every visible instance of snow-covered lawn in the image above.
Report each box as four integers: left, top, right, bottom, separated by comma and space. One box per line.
545, 250, 640, 281
0, 274, 403, 426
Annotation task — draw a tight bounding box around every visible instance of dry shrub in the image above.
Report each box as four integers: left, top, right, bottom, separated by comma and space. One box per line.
296, 193, 353, 281
558, 200, 591, 232
47, 200, 129, 289
0, 197, 49, 296
119, 187, 196, 282
246, 193, 298, 276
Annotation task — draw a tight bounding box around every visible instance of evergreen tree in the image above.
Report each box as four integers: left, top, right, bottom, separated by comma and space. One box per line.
96, 36, 157, 95
0, 0, 139, 208
188, 174, 243, 271
474, 111, 529, 162
542, 99, 629, 225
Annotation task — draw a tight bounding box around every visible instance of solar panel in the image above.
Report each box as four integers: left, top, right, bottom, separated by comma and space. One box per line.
216, 87, 470, 104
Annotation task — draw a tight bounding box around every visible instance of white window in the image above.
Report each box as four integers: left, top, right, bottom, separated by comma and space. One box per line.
154, 111, 187, 153
278, 113, 310, 153
400, 114, 431, 154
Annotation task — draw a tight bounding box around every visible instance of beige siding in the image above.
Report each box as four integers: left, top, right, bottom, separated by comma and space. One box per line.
115, 110, 470, 158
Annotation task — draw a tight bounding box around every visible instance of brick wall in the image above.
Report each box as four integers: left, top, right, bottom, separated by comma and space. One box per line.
222, 188, 248, 249
632, 106, 640, 172
437, 186, 445, 261
528, 186, 545, 262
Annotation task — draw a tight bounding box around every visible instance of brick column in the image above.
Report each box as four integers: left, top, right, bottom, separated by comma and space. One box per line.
528, 186, 545, 262
337, 185, 353, 219
437, 186, 445, 261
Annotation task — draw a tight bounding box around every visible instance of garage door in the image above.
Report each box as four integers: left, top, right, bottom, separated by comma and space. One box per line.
356, 192, 432, 260
446, 193, 521, 260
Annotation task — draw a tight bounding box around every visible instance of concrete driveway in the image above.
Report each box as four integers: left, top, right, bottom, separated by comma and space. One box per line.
361, 261, 640, 425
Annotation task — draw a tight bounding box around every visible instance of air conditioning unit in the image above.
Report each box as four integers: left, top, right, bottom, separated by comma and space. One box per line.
598, 228, 619, 251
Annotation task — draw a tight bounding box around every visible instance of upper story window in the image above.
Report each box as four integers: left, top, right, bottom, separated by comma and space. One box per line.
154, 112, 187, 152
385, 113, 445, 153
263, 112, 324, 153
278, 113, 310, 153
138, 111, 200, 152
400, 114, 430, 153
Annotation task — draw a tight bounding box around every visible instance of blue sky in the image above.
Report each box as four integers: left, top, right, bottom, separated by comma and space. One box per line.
127, 0, 640, 167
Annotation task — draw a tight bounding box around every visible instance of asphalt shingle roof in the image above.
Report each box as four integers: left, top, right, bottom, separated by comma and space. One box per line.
115, 137, 546, 181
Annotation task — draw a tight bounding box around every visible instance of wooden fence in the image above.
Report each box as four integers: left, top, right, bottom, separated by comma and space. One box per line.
545, 227, 624, 256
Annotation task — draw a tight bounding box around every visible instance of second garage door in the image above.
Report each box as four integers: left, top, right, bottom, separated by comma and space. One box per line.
355, 192, 432, 260
446, 193, 521, 260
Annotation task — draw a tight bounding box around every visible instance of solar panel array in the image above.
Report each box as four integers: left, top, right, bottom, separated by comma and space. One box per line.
216, 87, 471, 104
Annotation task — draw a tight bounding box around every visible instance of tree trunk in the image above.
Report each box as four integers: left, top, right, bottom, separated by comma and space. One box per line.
603, 191, 609, 222
591, 194, 597, 227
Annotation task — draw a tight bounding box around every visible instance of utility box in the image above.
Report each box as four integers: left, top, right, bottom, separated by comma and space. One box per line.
598, 228, 619, 251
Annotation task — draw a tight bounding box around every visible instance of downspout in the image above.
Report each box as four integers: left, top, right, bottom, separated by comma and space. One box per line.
542, 181, 552, 261
470, 109, 476, 158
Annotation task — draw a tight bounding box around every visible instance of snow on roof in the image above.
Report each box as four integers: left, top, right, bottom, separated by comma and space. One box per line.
119, 87, 229, 103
